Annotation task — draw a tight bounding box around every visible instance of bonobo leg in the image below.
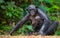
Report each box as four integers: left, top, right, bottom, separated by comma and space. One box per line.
39, 21, 58, 35
44, 21, 58, 35
39, 20, 51, 35
10, 13, 29, 35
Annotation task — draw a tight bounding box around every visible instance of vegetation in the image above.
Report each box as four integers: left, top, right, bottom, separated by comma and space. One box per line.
0, 0, 60, 35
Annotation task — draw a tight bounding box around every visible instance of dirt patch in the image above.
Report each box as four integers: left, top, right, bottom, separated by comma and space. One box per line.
0, 35, 59, 38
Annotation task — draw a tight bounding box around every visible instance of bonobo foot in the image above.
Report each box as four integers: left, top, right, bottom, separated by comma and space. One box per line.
10, 32, 12, 36
10, 31, 14, 35
39, 21, 58, 35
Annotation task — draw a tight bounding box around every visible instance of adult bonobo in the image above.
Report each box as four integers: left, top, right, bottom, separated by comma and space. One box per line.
10, 5, 58, 35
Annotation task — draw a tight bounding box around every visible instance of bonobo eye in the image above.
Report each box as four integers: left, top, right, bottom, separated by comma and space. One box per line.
30, 10, 36, 16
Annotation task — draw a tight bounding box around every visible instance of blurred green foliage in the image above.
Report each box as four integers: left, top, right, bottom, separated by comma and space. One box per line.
0, 0, 60, 35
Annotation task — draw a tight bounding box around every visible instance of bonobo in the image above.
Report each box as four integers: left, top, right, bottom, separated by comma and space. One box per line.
10, 5, 58, 35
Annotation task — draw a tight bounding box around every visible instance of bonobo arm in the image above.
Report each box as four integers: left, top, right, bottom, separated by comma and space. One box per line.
36, 8, 51, 35
10, 13, 29, 35
37, 8, 58, 35
36, 8, 50, 20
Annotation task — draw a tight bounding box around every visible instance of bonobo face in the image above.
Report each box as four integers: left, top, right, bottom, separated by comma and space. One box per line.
27, 5, 36, 16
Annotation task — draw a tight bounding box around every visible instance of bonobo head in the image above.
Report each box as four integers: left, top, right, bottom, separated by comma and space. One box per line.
26, 5, 36, 16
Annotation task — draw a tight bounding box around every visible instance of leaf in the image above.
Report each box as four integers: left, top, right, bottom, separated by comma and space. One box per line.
6, 12, 12, 17
52, 5, 59, 9
24, 0, 28, 3
39, 5, 48, 12
17, 29, 22, 33
19, 7, 24, 12
38, 0, 43, 2
50, 16, 57, 20
55, 30, 60, 35
7, 2, 15, 5
0, 0, 4, 3
44, 0, 50, 3
27, 25, 34, 31
1, 6, 6, 9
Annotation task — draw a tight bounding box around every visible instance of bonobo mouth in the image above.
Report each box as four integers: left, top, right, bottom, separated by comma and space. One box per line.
30, 11, 36, 16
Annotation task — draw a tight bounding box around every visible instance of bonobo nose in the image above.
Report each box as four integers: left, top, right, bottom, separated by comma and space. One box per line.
30, 11, 35, 16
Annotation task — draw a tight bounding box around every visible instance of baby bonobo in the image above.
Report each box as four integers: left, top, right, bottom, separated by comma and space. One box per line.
10, 5, 58, 35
